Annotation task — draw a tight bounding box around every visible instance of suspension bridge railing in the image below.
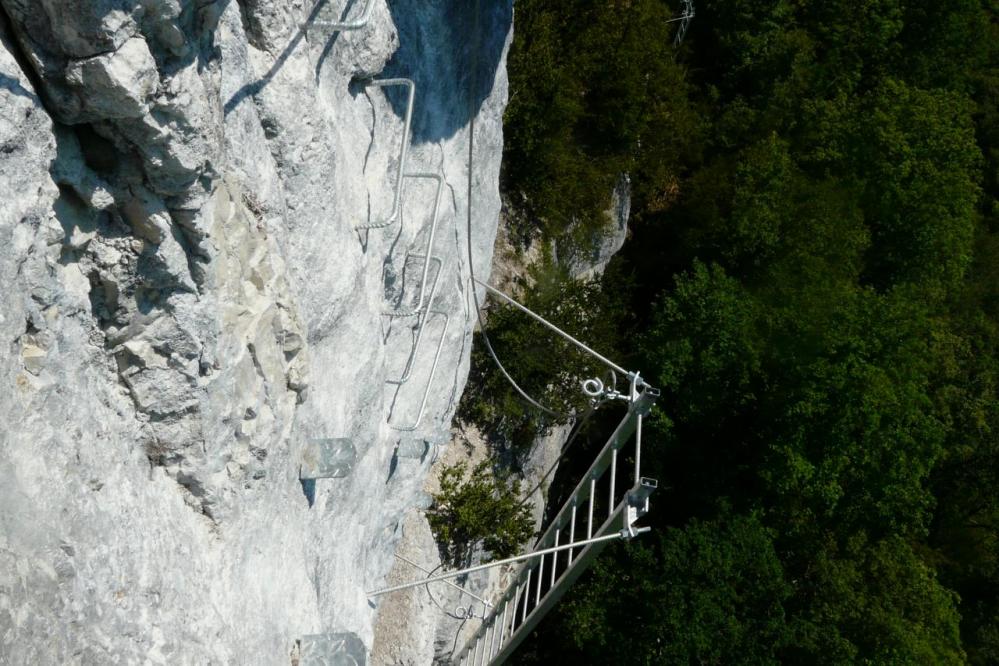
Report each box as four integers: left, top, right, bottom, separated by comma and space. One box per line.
451, 388, 658, 665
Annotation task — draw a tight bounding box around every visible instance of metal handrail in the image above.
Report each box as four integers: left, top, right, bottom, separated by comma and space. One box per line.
393, 553, 495, 611
474, 279, 643, 387
312, 0, 376, 31
368, 528, 649, 598
357, 78, 415, 230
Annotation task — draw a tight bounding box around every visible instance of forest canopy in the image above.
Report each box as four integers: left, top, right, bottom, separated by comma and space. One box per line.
474, 0, 999, 663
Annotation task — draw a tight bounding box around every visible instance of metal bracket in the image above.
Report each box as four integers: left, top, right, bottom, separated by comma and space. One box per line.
395, 438, 430, 460
626, 477, 658, 528
356, 78, 415, 230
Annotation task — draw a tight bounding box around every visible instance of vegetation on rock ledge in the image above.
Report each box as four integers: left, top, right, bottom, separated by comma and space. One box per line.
428, 460, 535, 569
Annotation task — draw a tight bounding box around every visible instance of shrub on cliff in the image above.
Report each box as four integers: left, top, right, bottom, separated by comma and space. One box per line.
428, 460, 535, 569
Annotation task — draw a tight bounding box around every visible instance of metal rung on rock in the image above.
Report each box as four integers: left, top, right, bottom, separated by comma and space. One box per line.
300, 438, 357, 480
311, 0, 375, 31
298, 632, 366, 666
356, 78, 415, 230
387, 308, 449, 432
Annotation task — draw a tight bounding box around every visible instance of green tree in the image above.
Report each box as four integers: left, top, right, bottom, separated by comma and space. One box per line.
504, 0, 699, 251
505, 0, 999, 662
428, 460, 535, 568
561, 513, 792, 665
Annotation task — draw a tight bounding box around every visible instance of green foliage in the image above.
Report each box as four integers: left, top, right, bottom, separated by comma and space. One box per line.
427, 460, 535, 569
789, 533, 965, 664
557, 513, 792, 665
504, 0, 700, 249
500, 0, 999, 663
856, 79, 981, 290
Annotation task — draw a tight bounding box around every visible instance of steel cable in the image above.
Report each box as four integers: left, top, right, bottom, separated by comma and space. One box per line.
464, 0, 567, 420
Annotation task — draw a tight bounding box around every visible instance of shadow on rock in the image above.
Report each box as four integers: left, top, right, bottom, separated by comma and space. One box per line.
380, 0, 513, 144
223, 0, 340, 116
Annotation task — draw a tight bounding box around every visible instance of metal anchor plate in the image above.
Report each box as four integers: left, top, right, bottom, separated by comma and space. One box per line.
299, 438, 357, 480
298, 632, 366, 666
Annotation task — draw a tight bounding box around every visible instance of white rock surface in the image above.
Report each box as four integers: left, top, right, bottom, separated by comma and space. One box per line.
0, 1, 513, 662
567, 173, 631, 279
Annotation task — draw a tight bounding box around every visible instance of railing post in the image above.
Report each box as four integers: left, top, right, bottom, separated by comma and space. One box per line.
523, 569, 533, 621
609, 448, 618, 518
587, 478, 596, 539
509, 585, 520, 636
634, 412, 642, 485
535, 555, 544, 605
550, 528, 560, 587
489, 615, 498, 659
568, 503, 577, 565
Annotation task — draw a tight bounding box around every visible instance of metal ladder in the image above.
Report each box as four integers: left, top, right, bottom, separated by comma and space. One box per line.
450, 386, 658, 665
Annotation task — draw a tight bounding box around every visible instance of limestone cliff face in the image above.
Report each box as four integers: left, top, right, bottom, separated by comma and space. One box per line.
0, 1, 512, 662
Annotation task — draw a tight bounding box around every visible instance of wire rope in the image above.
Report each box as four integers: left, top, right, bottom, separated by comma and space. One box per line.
464, 0, 566, 419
